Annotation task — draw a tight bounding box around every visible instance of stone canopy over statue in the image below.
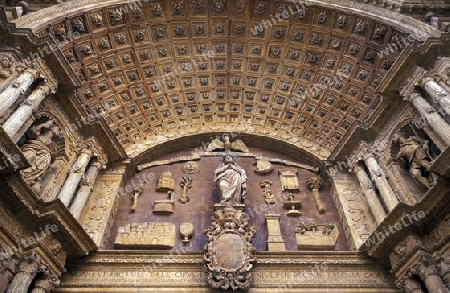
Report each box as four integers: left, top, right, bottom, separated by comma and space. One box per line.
214, 155, 247, 205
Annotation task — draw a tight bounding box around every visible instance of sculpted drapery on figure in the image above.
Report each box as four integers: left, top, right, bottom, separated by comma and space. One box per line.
394, 133, 436, 189
214, 155, 247, 204
20, 119, 60, 192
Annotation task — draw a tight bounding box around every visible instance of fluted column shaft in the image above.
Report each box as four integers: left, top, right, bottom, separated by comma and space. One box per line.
58, 148, 92, 207
0, 259, 15, 293
353, 164, 387, 225
0, 68, 39, 117
3, 84, 51, 138
69, 161, 101, 219
408, 91, 450, 145
6, 254, 41, 293
420, 77, 450, 116
421, 275, 448, 293
410, 255, 448, 293
363, 154, 399, 212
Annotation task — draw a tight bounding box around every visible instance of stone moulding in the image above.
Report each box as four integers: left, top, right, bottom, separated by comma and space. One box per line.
55, 252, 398, 290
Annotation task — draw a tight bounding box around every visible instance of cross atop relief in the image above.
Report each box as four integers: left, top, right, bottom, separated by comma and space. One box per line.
206, 134, 249, 153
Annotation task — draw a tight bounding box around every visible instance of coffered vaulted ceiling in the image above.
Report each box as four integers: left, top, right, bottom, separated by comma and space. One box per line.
10, 0, 440, 160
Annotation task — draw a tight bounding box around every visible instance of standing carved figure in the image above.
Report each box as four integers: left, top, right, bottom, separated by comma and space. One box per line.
395, 134, 436, 189
20, 119, 60, 193
214, 156, 247, 204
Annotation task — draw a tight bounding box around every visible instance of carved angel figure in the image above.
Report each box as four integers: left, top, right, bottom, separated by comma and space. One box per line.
206, 134, 248, 153
214, 156, 247, 204
20, 119, 60, 193
394, 133, 436, 189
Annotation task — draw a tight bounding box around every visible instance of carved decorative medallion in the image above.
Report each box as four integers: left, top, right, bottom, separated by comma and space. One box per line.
182, 160, 200, 173
204, 206, 256, 290
254, 159, 273, 174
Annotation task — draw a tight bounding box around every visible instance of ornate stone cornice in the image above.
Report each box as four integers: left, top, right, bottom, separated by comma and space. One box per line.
31, 58, 58, 94
399, 67, 427, 99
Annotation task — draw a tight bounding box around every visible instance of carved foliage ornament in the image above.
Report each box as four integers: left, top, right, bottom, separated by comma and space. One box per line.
203, 206, 256, 290
0, 55, 15, 79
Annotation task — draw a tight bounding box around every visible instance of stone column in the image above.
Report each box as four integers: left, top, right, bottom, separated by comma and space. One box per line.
265, 212, 286, 252
6, 253, 44, 293
410, 254, 448, 293
0, 68, 39, 117
0, 253, 16, 293
3, 84, 52, 138
69, 160, 102, 219
30, 272, 60, 293
407, 91, 450, 145
352, 164, 387, 225
363, 153, 399, 212
306, 177, 325, 214
420, 77, 450, 116
58, 147, 93, 207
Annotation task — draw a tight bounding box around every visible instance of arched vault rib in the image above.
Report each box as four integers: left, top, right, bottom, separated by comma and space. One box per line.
130, 128, 329, 162
8, 0, 440, 160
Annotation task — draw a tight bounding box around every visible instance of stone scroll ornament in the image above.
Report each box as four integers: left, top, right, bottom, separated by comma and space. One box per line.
204, 155, 256, 290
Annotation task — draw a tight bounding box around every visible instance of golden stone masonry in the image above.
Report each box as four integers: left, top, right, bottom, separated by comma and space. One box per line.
0, 0, 449, 292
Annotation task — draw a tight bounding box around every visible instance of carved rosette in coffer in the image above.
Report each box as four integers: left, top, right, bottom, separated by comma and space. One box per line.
203, 206, 257, 291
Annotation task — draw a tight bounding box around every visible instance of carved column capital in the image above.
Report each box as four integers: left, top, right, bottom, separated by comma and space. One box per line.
396, 272, 426, 293
32, 271, 60, 292
410, 254, 439, 279
17, 252, 44, 276
419, 76, 435, 88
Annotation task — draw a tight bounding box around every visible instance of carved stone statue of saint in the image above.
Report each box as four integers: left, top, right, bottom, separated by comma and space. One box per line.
214, 155, 247, 204
395, 133, 436, 189
20, 119, 60, 192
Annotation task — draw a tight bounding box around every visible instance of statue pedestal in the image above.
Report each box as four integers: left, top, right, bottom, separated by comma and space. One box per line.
213, 203, 245, 211
153, 200, 174, 214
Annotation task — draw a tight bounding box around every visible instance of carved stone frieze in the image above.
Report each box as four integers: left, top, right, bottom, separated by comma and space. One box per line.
295, 221, 339, 250
332, 177, 375, 249
389, 235, 423, 268
114, 222, 176, 249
